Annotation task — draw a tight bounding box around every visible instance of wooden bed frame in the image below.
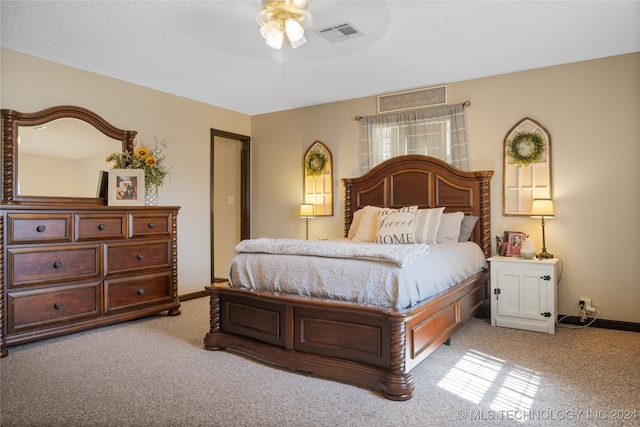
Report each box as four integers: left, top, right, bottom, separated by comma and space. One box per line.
204, 155, 494, 401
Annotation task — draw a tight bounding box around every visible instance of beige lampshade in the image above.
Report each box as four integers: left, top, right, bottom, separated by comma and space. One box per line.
531, 199, 555, 218
299, 204, 315, 217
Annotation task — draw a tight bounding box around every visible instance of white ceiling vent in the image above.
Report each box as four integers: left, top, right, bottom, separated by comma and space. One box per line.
317, 22, 364, 43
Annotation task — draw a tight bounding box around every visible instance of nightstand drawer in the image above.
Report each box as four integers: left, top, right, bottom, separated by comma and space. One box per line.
105, 272, 172, 313
75, 213, 126, 241
129, 212, 171, 238
7, 213, 72, 244
104, 240, 170, 275
7, 282, 101, 333
8, 245, 100, 287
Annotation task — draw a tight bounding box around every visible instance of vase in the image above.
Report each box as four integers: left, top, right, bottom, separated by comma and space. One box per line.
145, 185, 158, 206
521, 236, 536, 259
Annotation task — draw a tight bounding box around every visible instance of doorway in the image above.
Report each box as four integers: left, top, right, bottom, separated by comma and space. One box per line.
210, 129, 250, 283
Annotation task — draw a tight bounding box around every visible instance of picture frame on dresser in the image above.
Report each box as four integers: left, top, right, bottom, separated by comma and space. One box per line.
108, 169, 145, 206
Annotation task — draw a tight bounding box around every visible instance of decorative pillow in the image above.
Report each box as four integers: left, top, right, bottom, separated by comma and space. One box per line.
436, 211, 464, 243
458, 215, 479, 242
347, 209, 363, 240
375, 206, 418, 244
352, 205, 382, 242
414, 207, 445, 244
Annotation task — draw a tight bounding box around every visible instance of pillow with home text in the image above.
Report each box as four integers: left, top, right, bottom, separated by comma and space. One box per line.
375, 206, 418, 244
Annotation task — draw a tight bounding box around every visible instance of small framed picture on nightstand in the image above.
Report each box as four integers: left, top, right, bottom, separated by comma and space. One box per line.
505, 231, 527, 257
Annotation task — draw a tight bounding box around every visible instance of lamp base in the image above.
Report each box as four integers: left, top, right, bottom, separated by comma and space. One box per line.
537, 251, 554, 259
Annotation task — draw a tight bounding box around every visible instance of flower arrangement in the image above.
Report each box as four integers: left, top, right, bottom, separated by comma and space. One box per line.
105, 137, 171, 190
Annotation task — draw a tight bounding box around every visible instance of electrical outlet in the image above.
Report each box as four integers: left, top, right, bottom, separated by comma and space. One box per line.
579, 298, 596, 313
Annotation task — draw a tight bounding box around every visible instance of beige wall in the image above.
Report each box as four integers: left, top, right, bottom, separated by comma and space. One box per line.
1, 49, 252, 297
2, 49, 639, 322
251, 53, 640, 323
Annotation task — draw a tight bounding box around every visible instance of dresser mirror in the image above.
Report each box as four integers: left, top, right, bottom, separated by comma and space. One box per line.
1, 105, 136, 206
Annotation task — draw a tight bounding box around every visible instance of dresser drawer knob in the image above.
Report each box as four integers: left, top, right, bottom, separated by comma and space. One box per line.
36, 225, 46, 233
98, 224, 106, 230
148, 222, 156, 229
54, 302, 63, 310
138, 289, 145, 295
53, 261, 62, 269
137, 253, 144, 260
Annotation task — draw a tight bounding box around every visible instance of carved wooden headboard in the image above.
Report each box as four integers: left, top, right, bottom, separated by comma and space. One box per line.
342, 155, 494, 257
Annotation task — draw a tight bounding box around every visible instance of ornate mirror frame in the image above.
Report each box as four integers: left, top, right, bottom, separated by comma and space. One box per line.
1, 105, 136, 206
503, 117, 552, 215
303, 141, 333, 216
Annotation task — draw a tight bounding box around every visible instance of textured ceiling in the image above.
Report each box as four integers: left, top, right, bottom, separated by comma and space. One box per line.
1, 1, 639, 116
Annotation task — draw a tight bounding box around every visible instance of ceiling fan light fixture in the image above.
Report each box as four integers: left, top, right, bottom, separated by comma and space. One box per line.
289, 34, 307, 49
260, 19, 280, 40
257, 0, 312, 50
265, 30, 284, 49
285, 18, 304, 42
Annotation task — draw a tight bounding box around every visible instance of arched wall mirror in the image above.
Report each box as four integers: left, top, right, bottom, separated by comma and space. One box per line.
503, 117, 552, 215
1, 105, 136, 206
303, 141, 333, 216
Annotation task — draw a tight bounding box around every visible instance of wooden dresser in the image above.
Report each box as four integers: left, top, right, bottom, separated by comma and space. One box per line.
0, 205, 181, 357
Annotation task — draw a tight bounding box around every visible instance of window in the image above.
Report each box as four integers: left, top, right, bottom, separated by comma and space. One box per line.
360, 103, 469, 173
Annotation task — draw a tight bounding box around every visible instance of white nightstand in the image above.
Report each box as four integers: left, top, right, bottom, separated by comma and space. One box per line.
488, 256, 559, 334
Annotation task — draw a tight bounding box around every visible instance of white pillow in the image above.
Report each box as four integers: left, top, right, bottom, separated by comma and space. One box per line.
375, 206, 418, 244
436, 212, 465, 243
347, 209, 363, 240
415, 207, 445, 244
352, 206, 382, 242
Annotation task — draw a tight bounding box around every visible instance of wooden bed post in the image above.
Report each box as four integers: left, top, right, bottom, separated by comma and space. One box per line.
478, 173, 493, 258
382, 317, 415, 401
204, 286, 224, 351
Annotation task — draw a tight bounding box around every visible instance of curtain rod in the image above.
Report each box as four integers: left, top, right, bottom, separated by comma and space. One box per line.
354, 100, 471, 121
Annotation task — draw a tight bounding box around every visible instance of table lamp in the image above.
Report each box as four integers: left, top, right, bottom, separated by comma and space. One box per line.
530, 198, 554, 259
299, 204, 315, 240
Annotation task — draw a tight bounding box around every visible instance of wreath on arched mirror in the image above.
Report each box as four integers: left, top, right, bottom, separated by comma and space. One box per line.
506, 131, 546, 167
304, 150, 328, 176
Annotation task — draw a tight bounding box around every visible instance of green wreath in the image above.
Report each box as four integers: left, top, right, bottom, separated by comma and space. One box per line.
506, 132, 546, 167
304, 151, 327, 177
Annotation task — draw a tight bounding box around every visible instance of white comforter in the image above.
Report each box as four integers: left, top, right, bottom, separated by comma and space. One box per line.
234, 238, 429, 267
228, 240, 487, 309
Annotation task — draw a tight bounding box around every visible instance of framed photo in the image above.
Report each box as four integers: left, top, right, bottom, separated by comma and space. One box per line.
108, 169, 145, 206
96, 170, 109, 198
505, 231, 527, 257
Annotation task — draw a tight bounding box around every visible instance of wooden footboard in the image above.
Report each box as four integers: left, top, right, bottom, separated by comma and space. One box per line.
204, 269, 488, 401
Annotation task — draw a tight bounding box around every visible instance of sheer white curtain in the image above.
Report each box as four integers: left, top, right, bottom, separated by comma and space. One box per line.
360, 103, 469, 174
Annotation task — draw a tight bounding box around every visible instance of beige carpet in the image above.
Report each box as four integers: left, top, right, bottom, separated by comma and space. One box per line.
1, 297, 639, 427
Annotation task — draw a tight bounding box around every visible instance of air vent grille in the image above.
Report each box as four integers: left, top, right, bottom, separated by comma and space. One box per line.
317, 22, 364, 43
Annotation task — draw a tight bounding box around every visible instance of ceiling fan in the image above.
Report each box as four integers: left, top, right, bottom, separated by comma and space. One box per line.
257, 0, 313, 49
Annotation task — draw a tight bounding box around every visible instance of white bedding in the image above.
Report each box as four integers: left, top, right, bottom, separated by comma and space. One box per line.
228, 240, 488, 309
234, 238, 429, 266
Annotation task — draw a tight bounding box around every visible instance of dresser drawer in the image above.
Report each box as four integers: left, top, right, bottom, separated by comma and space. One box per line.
7, 213, 72, 245
104, 240, 170, 275
7, 281, 101, 333
8, 245, 100, 288
75, 213, 126, 241
129, 212, 171, 238
105, 272, 172, 313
